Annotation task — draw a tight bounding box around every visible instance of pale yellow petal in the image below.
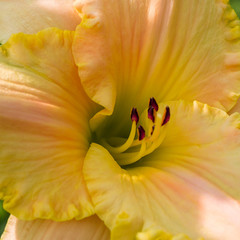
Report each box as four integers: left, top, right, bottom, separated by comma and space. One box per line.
0, 0, 80, 43
146, 101, 240, 201
229, 98, 240, 113
83, 101, 240, 240
73, 0, 240, 121
136, 228, 195, 240
0, 28, 97, 220
1, 215, 110, 240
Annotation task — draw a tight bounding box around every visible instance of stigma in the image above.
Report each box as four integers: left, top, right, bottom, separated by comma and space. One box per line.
101, 98, 170, 166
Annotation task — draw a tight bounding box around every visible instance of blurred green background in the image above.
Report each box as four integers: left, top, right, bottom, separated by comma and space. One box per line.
0, 201, 9, 236
0, 0, 240, 238
231, 0, 240, 16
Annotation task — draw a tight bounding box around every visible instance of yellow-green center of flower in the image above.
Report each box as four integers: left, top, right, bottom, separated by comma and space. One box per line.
101, 98, 170, 166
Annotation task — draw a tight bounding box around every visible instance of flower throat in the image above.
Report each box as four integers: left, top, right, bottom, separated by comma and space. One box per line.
101, 98, 170, 166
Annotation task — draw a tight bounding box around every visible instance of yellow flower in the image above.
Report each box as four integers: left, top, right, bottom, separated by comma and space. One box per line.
1, 0, 240, 239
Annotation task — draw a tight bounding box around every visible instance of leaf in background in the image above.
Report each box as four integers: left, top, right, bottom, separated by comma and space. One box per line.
230, 0, 240, 16
0, 200, 9, 237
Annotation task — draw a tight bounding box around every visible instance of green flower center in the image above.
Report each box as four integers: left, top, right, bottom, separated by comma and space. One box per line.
97, 98, 170, 167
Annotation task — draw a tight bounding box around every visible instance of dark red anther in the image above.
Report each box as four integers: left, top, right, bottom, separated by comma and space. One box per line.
148, 106, 155, 122
151, 125, 155, 135
149, 97, 159, 112
131, 108, 139, 124
161, 106, 170, 126
138, 125, 145, 141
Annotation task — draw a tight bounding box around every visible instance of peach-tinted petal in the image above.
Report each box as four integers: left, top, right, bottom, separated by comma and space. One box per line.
0, 28, 97, 220
73, 0, 240, 121
0, 0, 80, 43
229, 98, 240, 113
146, 101, 240, 201
83, 101, 240, 240
1, 215, 110, 240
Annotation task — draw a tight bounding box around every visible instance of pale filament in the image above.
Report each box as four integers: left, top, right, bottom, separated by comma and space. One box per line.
101, 121, 137, 154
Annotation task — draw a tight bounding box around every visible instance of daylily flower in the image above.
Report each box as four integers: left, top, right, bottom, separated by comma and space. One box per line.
1, 0, 240, 239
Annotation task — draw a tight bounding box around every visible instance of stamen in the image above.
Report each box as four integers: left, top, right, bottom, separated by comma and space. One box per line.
148, 106, 155, 122
138, 125, 145, 140
116, 139, 147, 166
151, 125, 155, 135
101, 120, 137, 154
131, 108, 139, 124
161, 106, 170, 126
143, 127, 167, 156
101, 98, 171, 167
149, 97, 159, 111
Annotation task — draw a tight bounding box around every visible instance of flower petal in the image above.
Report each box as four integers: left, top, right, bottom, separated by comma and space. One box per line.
0, 28, 97, 220
1, 215, 110, 240
73, 0, 240, 118
136, 228, 196, 240
83, 101, 240, 239
229, 98, 240, 113
0, 0, 80, 43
